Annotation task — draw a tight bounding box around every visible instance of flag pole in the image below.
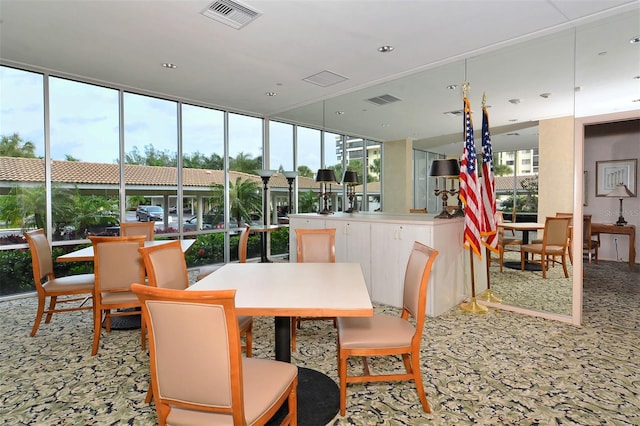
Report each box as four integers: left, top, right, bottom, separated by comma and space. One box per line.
478, 246, 502, 302
460, 248, 488, 313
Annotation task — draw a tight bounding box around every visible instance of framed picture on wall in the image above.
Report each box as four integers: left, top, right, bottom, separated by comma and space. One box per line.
595, 159, 637, 197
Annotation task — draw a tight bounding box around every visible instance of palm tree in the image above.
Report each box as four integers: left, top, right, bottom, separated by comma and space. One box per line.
210, 177, 262, 225
0, 133, 37, 158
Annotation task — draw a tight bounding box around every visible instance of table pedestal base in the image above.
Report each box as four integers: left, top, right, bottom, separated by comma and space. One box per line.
102, 309, 141, 330
503, 261, 542, 271
267, 367, 339, 426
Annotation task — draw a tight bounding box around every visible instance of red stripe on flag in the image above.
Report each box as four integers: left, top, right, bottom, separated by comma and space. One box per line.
459, 97, 482, 258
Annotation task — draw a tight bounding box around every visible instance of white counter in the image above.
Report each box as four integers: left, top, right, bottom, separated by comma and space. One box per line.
289, 212, 471, 316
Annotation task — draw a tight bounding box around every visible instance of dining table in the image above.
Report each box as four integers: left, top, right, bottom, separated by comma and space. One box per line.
56, 238, 195, 262
189, 262, 373, 425
498, 222, 545, 271
248, 224, 282, 262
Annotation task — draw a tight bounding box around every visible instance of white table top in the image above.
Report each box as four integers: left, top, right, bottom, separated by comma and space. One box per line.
188, 262, 373, 318
56, 239, 195, 262
498, 222, 544, 231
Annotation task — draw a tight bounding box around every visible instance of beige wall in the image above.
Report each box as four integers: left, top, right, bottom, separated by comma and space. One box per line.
381, 138, 413, 213
538, 116, 575, 220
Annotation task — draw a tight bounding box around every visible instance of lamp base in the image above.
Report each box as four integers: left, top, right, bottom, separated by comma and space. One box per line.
434, 210, 454, 219
616, 217, 627, 226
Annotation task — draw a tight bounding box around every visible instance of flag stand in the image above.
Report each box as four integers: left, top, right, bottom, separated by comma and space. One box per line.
478, 246, 502, 303
460, 249, 488, 313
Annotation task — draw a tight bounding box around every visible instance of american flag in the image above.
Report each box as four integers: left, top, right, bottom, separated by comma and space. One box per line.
480, 105, 498, 253
459, 97, 482, 258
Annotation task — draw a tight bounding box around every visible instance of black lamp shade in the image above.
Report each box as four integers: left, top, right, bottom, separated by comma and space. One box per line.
429, 159, 460, 177
342, 170, 359, 185
316, 168, 337, 182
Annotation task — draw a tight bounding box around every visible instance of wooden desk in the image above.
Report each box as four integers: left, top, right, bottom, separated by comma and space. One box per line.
189, 262, 372, 425
591, 223, 636, 270
56, 239, 195, 262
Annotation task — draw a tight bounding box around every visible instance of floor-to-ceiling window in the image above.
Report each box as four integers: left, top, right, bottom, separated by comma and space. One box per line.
0, 64, 384, 297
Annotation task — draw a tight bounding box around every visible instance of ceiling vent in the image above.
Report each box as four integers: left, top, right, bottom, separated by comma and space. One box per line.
201, 0, 261, 29
366, 94, 402, 106
303, 70, 349, 87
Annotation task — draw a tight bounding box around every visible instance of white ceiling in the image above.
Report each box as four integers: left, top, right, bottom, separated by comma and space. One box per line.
1, 0, 638, 155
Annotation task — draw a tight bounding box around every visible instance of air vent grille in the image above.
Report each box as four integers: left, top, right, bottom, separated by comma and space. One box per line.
303, 70, 348, 87
201, 0, 261, 29
366, 94, 401, 106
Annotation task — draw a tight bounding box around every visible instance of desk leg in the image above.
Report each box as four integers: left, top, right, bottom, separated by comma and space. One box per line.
274, 316, 291, 362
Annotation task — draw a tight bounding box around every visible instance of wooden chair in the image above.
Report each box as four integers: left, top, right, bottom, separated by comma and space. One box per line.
582, 214, 600, 264
120, 221, 155, 241
139, 240, 252, 356
291, 228, 337, 351
89, 235, 147, 355
130, 284, 298, 426
492, 211, 522, 272
337, 241, 439, 416
532, 212, 573, 264
24, 229, 94, 336
197, 224, 250, 281
138, 240, 253, 403
409, 208, 427, 213
520, 216, 571, 279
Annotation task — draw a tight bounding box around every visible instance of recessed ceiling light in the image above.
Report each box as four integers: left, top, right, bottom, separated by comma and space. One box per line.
378, 45, 394, 53
508, 98, 521, 104
597, 51, 607, 56
446, 84, 458, 90
265, 92, 277, 96
633, 76, 640, 80
335, 111, 345, 115
509, 119, 518, 122
506, 132, 520, 136
633, 99, 640, 103
381, 123, 390, 127
630, 35, 640, 44
161, 63, 177, 69
575, 86, 582, 92
539, 93, 552, 99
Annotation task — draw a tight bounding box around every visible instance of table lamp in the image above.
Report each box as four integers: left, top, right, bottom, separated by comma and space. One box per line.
342, 170, 359, 213
607, 183, 633, 226
429, 159, 460, 219
316, 168, 337, 215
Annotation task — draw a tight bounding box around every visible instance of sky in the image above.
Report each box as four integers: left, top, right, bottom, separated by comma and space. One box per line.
0, 65, 336, 171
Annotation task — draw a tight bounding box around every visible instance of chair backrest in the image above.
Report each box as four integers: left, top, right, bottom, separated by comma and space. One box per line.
138, 240, 189, 290
296, 228, 336, 263
238, 224, 250, 263
24, 228, 54, 285
120, 222, 155, 241
89, 236, 146, 292
402, 242, 439, 342
583, 214, 593, 245
542, 216, 571, 247
131, 283, 245, 421
495, 211, 505, 237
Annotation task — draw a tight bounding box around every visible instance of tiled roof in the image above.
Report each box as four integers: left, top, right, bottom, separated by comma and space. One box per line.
0, 156, 333, 190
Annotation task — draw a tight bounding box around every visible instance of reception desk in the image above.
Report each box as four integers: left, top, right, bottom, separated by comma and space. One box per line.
289, 212, 467, 316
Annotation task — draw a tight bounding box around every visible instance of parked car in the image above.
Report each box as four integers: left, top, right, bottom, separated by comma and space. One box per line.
136, 205, 164, 222
183, 216, 213, 231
